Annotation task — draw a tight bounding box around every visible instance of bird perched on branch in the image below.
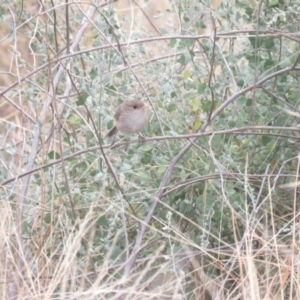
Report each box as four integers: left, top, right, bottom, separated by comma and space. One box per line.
106, 100, 148, 141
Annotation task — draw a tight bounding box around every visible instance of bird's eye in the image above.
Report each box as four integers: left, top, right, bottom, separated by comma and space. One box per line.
133, 105, 137, 109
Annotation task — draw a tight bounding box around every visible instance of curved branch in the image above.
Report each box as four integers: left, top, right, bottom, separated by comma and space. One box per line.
121, 64, 300, 279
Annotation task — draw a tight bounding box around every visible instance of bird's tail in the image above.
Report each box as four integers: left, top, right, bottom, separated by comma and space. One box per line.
105, 126, 118, 138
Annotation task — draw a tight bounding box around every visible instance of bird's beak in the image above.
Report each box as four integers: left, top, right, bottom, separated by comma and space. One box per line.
142, 104, 148, 110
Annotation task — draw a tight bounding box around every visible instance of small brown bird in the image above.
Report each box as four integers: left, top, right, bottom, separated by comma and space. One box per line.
106, 100, 148, 138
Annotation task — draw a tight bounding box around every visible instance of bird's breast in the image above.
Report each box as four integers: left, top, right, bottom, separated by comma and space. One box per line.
116, 110, 148, 135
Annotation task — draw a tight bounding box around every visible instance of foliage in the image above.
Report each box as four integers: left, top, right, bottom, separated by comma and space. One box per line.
0, 0, 300, 299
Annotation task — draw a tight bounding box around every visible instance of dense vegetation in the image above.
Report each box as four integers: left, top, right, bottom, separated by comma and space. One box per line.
0, 0, 299, 299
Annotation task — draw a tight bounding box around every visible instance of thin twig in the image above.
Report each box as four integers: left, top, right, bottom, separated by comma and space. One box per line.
2, 31, 299, 98
1, 125, 300, 187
